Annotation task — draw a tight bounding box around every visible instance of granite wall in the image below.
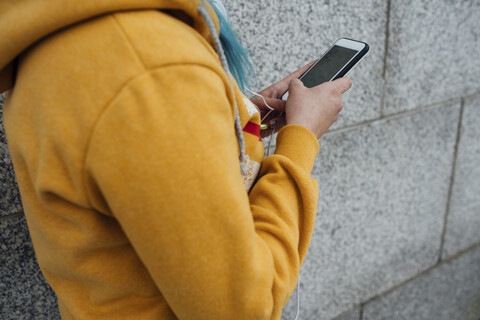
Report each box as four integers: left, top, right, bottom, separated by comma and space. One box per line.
224, 0, 480, 319
0, 95, 61, 319
1, 0, 479, 319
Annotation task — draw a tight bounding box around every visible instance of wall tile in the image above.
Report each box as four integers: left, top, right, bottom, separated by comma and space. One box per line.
282, 102, 460, 319
282, 288, 360, 320
0, 93, 23, 216
384, 0, 480, 114
442, 94, 480, 259
0, 215, 60, 320
363, 245, 480, 320
331, 308, 361, 320
224, 0, 387, 129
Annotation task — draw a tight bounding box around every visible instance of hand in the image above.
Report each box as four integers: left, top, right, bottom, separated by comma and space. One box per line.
250, 61, 317, 138
285, 77, 352, 139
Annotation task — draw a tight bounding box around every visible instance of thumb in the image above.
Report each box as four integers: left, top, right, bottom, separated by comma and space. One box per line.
289, 78, 305, 91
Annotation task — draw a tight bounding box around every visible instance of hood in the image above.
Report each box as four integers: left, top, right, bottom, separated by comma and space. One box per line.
0, 0, 247, 174
0, 0, 219, 93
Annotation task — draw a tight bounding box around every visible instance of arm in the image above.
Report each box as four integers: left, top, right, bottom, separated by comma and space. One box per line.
85, 64, 319, 319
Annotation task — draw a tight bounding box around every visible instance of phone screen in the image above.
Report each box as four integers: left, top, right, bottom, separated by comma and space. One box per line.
301, 45, 358, 88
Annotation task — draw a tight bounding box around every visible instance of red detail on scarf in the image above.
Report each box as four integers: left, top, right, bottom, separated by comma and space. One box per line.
243, 121, 261, 141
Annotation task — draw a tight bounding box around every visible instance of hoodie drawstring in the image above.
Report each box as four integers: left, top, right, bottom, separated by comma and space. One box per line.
197, 5, 247, 175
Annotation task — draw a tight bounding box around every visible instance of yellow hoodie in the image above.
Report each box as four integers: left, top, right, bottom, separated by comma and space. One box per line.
1, 1, 320, 319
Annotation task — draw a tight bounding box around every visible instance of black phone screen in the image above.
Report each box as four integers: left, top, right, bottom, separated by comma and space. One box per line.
301, 45, 358, 88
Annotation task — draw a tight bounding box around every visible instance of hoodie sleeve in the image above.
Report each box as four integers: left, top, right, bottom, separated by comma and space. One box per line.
85, 63, 319, 320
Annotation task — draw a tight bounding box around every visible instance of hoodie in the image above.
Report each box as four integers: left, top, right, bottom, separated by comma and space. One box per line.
1, 1, 320, 319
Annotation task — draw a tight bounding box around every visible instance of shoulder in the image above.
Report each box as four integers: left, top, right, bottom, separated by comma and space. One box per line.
23, 9, 226, 98
17, 9, 232, 128
111, 10, 223, 72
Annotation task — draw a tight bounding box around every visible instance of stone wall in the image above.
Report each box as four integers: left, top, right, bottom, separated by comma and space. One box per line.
1, 0, 479, 319
223, 0, 480, 319
0, 95, 61, 318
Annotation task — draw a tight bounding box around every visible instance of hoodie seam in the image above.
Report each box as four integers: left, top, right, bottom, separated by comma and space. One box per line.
110, 14, 147, 69
81, 63, 232, 210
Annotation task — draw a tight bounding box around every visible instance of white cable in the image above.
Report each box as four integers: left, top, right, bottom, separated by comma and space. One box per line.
294, 274, 300, 320
245, 88, 301, 319
244, 88, 279, 156
244, 87, 275, 123
265, 124, 277, 156
244, 87, 274, 112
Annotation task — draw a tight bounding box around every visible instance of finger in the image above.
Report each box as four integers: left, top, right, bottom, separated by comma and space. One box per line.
330, 77, 352, 94
258, 60, 317, 98
260, 117, 286, 138
268, 116, 286, 129
288, 78, 305, 92
284, 60, 317, 83
260, 97, 287, 112
250, 96, 287, 114
273, 60, 316, 96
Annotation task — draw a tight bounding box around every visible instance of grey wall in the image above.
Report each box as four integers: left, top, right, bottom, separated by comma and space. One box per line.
1, 0, 479, 319
223, 0, 480, 319
0, 95, 61, 319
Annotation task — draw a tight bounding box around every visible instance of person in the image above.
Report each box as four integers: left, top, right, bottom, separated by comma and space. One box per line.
0, 0, 351, 319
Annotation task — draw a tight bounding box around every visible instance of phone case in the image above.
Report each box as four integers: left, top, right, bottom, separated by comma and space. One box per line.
332, 39, 370, 80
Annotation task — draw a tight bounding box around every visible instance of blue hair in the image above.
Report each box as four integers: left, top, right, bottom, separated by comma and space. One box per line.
206, 1, 255, 93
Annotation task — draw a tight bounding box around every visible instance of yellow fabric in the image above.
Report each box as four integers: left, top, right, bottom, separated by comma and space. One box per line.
2, 1, 320, 319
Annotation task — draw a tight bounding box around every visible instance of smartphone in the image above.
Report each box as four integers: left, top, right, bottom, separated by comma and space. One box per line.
282, 38, 369, 100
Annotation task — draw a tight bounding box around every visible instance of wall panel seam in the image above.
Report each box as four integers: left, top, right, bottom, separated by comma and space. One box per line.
0, 211, 23, 222
326, 97, 461, 136
380, 0, 392, 118
437, 99, 465, 263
